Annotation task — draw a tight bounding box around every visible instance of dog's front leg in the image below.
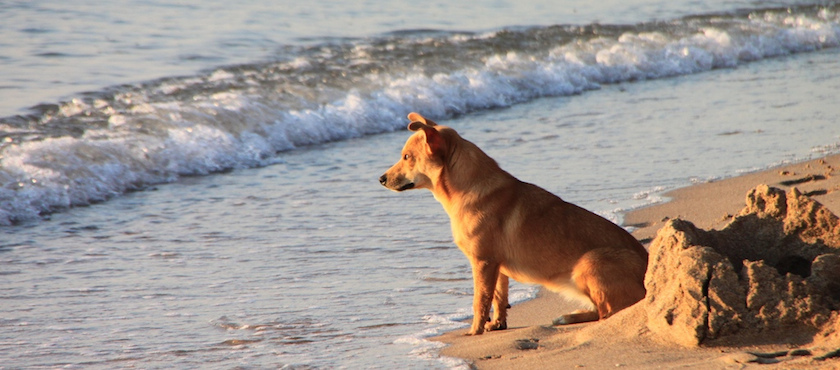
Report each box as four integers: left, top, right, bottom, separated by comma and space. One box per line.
485, 273, 509, 332
467, 258, 500, 336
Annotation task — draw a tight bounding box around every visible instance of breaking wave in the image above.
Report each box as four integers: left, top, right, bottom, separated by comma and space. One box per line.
1, 4, 838, 224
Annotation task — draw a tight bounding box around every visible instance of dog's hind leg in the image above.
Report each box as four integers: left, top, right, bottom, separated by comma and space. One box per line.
564, 248, 646, 323
545, 278, 599, 325
485, 273, 509, 331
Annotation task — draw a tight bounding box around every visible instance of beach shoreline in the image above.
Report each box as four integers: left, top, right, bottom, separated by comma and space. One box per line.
433, 153, 840, 369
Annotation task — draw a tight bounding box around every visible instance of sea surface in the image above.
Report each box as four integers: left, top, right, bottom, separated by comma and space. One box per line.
2, 0, 840, 368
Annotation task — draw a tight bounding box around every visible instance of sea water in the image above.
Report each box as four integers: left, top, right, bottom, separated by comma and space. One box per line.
2, 1, 840, 368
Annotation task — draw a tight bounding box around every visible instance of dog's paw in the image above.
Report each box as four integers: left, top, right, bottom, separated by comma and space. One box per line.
552, 316, 570, 326
484, 319, 507, 331
553, 310, 600, 325
465, 324, 486, 336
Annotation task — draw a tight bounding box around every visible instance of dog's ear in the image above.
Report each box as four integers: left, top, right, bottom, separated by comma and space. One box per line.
421, 126, 445, 156
407, 121, 426, 132
407, 112, 437, 127
407, 122, 445, 157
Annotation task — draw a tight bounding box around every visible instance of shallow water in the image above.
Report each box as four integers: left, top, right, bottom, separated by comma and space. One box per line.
2, 134, 470, 368
2, 1, 840, 368
4, 47, 840, 368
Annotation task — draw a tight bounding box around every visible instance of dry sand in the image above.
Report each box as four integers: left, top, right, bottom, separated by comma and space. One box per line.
434, 154, 840, 369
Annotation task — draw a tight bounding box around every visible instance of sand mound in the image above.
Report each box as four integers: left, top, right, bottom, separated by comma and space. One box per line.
644, 184, 840, 348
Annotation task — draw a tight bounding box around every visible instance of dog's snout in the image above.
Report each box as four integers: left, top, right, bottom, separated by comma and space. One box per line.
379, 174, 387, 186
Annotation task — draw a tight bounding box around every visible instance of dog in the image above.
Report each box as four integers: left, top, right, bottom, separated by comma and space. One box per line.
379, 113, 648, 335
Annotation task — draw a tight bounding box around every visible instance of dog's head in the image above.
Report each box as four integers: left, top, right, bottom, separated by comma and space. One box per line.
379, 112, 448, 192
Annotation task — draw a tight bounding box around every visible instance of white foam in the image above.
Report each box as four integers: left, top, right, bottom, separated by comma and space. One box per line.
394, 314, 469, 369
393, 283, 537, 369
1, 7, 838, 224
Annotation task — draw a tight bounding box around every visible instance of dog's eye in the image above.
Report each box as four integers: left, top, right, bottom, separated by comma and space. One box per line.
403, 154, 411, 161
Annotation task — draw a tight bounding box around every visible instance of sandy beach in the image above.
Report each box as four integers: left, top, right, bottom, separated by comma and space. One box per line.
435, 153, 840, 369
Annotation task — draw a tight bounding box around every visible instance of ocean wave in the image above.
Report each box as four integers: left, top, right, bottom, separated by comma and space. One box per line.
1, 4, 838, 225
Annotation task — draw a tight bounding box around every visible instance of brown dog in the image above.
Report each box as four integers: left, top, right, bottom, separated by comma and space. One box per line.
379, 113, 648, 335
